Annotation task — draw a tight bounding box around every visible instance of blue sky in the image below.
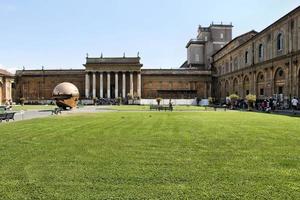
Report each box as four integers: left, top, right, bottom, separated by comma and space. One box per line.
0, 0, 299, 72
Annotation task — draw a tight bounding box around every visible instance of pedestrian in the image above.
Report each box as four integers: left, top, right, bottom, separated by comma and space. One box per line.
169, 99, 173, 111
291, 97, 298, 113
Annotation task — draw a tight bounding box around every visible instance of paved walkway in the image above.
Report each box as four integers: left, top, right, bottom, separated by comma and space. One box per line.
3, 106, 114, 123
273, 109, 300, 116
13, 110, 54, 121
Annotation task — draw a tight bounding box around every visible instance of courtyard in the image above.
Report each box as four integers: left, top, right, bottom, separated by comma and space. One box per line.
0, 109, 299, 199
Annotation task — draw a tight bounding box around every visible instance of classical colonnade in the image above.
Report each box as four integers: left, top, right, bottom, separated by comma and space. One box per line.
85, 71, 141, 99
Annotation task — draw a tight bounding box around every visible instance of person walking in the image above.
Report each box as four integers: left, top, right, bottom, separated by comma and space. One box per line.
169, 99, 173, 112
291, 97, 298, 113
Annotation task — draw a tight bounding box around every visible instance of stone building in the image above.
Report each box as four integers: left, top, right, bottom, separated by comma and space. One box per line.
213, 6, 300, 103
15, 69, 85, 104
181, 23, 233, 69
15, 56, 211, 103
13, 6, 300, 105
0, 68, 14, 105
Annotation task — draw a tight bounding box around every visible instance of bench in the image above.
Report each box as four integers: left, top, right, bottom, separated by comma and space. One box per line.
205, 105, 228, 111
52, 107, 63, 115
150, 105, 173, 111
150, 105, 159, 110
0, 112, 16, 122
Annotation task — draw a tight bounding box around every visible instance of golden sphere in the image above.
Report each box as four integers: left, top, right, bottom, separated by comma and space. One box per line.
53, 82, 79, 97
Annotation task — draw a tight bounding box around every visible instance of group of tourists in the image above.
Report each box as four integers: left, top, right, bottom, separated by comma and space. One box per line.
256, 97, 299, 112
225, 96, 300, 112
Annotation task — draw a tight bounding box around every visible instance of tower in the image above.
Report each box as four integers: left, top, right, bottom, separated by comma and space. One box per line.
183, 23, 233, 69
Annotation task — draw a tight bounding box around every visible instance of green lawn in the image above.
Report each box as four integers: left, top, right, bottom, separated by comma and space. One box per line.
102, 105, 206, 111
0, 112, 299, 199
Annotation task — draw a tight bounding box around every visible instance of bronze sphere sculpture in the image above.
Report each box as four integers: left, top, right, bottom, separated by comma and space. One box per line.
52, 82, 79, 109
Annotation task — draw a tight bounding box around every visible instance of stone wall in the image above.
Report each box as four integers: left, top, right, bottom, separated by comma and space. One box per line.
14, 70, 85, 103
14, 68, 213, 102
141, 69, 211, 99
0, 70, 14, 105
213, 7, 300, 101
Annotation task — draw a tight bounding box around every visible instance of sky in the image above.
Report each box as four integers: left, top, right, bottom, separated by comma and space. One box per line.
0, 0, 299, 72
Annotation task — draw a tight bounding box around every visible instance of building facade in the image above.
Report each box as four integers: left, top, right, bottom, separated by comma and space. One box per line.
12, 6, 300, 104
15, 57, 211, 103
213, 6, 300, 103
181, 23, 232, 69
0, 69, 14, 105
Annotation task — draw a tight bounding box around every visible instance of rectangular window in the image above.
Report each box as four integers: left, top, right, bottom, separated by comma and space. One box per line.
220, 33, 224, 39
260, 88, 264, 96
278, 86, 283, 94
195, 54, 200, 62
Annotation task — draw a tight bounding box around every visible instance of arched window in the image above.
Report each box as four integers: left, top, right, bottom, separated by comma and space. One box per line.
245, 51, 248, 64
277, 33, 283, 51
258, 44, 264, 60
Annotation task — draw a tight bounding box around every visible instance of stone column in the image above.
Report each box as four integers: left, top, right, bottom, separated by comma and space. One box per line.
204, 82, 207, 98
288, 58, 293, 97
293, 63, 298, 97
130, 72, 134, 97
85, 73, 90, 98
107, 72, 111, 99
137, 72, 141, 98
115, 73, 118, 98
270, 68, 274, 96
92, 72, 96, 99
122, 72, 126, 98
207, 82, 212, 97
99, 72, 103, 98
253, 72, 257, 96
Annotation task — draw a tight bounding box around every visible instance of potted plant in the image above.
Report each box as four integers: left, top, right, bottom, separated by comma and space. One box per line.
20, 97, 25, 106
116, 97, 122, 106
93, 97, 98, 105
229, 94, 240, 109
246, 94, 256, 111
156, 97, 162, 106
208, 97, 214, 105
133, 92, 141, 105
127, 93, 133, 105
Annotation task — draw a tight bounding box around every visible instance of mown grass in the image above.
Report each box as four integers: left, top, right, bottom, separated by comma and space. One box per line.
103, 105, 206, 111
0, 112, 299, 199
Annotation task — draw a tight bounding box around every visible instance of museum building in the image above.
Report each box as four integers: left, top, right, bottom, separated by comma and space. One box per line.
213, 6, 300, 102
0, 69, 14, 105
13, 22, 231, 104
2, 6, 300, 105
